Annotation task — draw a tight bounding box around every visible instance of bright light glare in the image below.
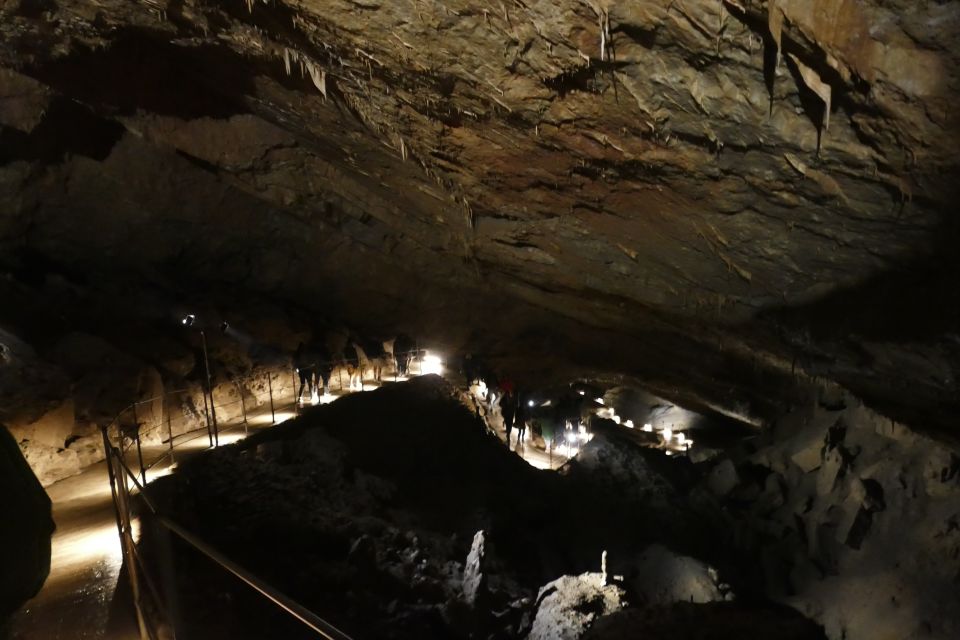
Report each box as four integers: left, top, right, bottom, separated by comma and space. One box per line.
146, 463, 178, 482
528, 400, 535, 407
578, 390, 585, 396
624, 419, 634, 429
216, 432, 246, 445
595, 397, 604, 405
53, 522, 123, 573
642, 423, 653, 432
319, 392, 335, 405
676, 432, 686, 445
421, 353, 444, 375
665, 450, 674, 456
566, 432, 578, 443
612, 414, 621, 424
662, 428, 673, 444
310, 389, 320, 405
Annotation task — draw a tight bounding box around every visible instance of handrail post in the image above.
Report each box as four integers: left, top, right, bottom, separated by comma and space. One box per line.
117, 452, 151, 640
101, 425, 126, 543
292, 367, 299, 415
267, 373, 276, 424
133, 403, 146, 484
200, 330, 219, 447
236, 380, 249, 435
200, 386, 213, 447
166, 396, 175, 464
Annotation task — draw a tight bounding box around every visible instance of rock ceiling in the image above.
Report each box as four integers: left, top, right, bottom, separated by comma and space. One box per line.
1, 0, 958, 436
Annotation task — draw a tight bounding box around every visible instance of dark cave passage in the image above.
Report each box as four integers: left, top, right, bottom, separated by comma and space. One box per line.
3, 1, 960, 639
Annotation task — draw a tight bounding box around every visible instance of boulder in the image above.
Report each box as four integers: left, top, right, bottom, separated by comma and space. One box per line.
0, 424, 54, 622
631, 544, 726, 606
528, 572, 627, 640
461, 530, 486, 607
707, 458, 739, 497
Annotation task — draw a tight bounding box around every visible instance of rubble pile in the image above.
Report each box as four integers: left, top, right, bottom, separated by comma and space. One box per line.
149, 377, 833, 640
694, 389, 960, 640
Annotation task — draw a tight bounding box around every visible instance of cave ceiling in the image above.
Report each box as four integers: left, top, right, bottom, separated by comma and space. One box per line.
1, 0, 959, 436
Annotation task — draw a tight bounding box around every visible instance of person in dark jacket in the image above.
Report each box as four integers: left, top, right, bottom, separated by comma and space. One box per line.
501, 391, 516, 446
316, 347, 335, 396
294, 342, 315, 403
514, 393, 528, 446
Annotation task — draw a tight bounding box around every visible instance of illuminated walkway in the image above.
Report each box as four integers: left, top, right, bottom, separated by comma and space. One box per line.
8, 368, 427, 639
469, 387, 572, 471
6, 399, 302, 640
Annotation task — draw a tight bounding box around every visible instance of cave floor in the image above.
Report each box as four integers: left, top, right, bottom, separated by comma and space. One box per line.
9, 374, 567, 639
6, 396, 302, 640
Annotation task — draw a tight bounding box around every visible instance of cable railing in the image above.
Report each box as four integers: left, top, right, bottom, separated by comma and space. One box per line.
100, 364, 354, 640
106, 368, 300, 485
100, 351, 442, 640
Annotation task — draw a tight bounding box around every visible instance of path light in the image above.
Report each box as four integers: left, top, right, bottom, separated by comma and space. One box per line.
578, 390, 585, 396
180, 313, 217, 446
421, 352, 444, 375
624, 419, 634, 429
642, 423, 653, 432
595, 397, 604, 405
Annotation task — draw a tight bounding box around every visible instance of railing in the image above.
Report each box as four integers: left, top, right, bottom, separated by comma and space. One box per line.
107, 368, 299, 485
100, 365, 355, 640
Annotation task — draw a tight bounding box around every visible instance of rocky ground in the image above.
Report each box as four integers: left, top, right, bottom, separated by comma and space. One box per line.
144, 375, 875, 640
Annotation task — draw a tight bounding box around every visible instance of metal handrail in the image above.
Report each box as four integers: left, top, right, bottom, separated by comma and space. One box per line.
158, 515, 354, 640
104, 383, 354, 640
102, 356, 435, 639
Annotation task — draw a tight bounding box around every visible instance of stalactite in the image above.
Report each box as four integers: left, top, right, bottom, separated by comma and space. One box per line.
788, 54, 832, 152
598, 9, 610, 61
284, 48, 292, 76
768, 0, 783, 71
306, 61, 327, 99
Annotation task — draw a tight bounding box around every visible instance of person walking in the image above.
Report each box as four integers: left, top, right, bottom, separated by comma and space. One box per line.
294, 342, 316, 403
515, 393, 528, 447
501, 391, 516, 446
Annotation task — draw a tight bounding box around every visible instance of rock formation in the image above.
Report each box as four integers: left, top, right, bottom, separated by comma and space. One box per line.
0, 0, 958, 442
0, 423, 54, 625
696, 387, 960, 640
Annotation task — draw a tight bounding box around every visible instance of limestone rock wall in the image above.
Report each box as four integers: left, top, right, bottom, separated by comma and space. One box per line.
0, 0, 957, 439
701, 390, 960, 640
